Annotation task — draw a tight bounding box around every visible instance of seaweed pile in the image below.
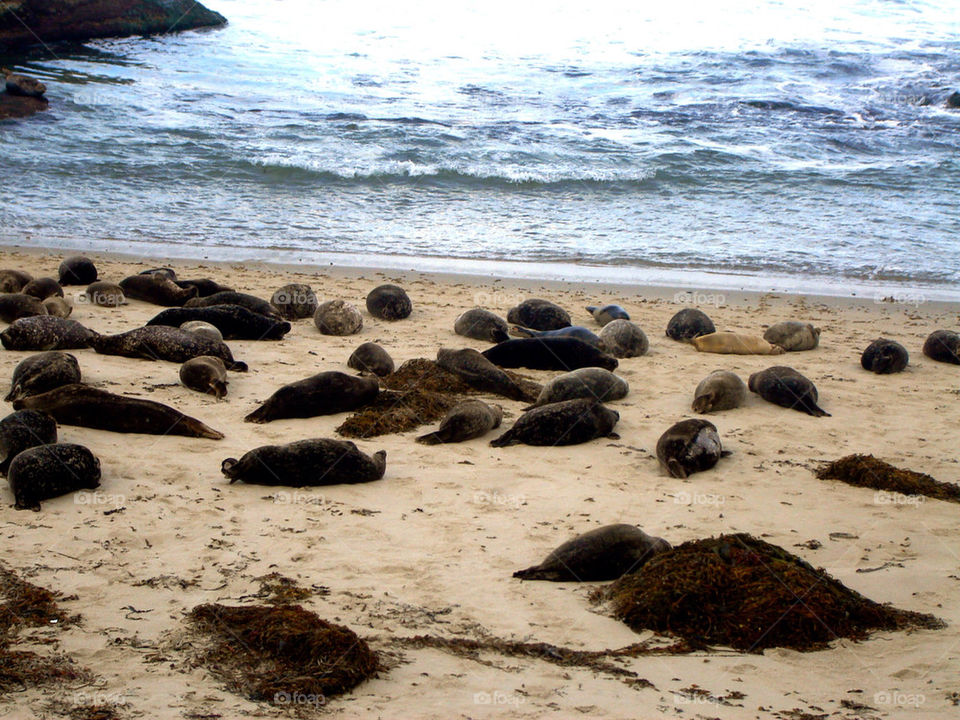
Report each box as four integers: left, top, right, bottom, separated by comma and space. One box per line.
816, 454, 960, 503
187, 603, 380, 703
596, 534, 942, 652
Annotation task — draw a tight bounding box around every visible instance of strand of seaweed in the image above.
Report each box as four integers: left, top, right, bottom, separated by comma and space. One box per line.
816, 454, 960, 503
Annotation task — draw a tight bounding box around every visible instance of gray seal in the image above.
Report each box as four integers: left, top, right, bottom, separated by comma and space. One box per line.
180, 356, 228, 399
179, 321, 223, 344
245, 371, 379, 424
42, 296, 72, 318
147, 305, 291, 340
91, 326, 248, 371
763, 321, 821, 351
0, 409, 58, 476
0, 269, 33, 293
0, 293, 48, 323
5, 351, 81, 402
490, 398, 619, 447
120, 274, 197, 306
436, 348, 534, 402
506, 299, 571, 331
366, 284, 412, 321
526, 367, 628, 409
666, 308, 716, 342
416, 400, 503, 444
586, 304, 630, 326
922, 330, 960, 364
84, 281, 127, 307
184, 291, 281, 319
692, 370, 747, 413
861, 338, 909, 374
13, 384, 224, 439
599, 319, 649, 358
8, 443, 101, 511
656, 418, 729, 478
514, 524, 671, 582
347, 342, 395, 377
509, 325, 604, 349
222, 439, 386, 486
0, 316, 98, 351
314, 299, 363, 335
748, 366, 830, 417
454, 308, 509, 343
58, 256, 98, 286
21, 277, 63, 301
482, 337, 618, 371
270, 283, 318, 320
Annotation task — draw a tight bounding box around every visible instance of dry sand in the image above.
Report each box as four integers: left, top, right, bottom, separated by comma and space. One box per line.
0, 248, 958, 719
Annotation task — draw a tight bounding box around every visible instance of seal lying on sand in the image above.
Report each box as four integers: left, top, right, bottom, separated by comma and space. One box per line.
245, 371, 379, 423
509, 325, 604, 349
586, 304, 629, 326
692, 370, 747, 413
185, 291, 281, 319
514, 524, 671, 581
366, 284, 412, 320
526, 367, 628, 409
179, 321, 223, 344
147, 305, 291, 340
42, 297, 72, 318
416, 400, 502, 444
14, 384, 224, 439
84, 281, 126, 307
222, 439, 386, 486
120, 274, 197, 306
436, 348, 535, 402
91, 327, 248, 371
314, 299, 363, 335
454, 308, 509, 343
922, 330, 960, 364
175, 278, 234, 297
691, 331, 785, 355
270, 283, 318, 319
22, 277, 63, 301
656, 418, 729, 478
9, 443, 101, 511
348, 342, 395, 376
764, 321, 820, 351
0, 316, 98, 351
507, 299, 571, 331
482, 337, 618, 371
0, 269, 32, 293
490, 398, 619, 447
861, 338, 909, 374
599, 319, 649, 358
58, 256, 98, 285
0, 409, 58, 476
748, 366, 830, 417
5, 351, 81, 402
666, 308, 715, 341
180, 356, 228, 399
0, 293, 47, 322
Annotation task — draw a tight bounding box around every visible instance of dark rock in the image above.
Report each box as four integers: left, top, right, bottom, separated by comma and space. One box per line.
5, 72, 45, 98
0, 91, 47, 120
947, 91, 960, 109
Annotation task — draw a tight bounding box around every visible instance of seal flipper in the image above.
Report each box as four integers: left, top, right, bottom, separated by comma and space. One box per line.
666, 458, 688, 479
799, 399, 831, 417
415, 431, 444, 445
513, 565, 564, 581
489, 430, 517, 448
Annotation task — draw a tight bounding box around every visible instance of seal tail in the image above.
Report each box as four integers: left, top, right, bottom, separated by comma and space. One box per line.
509, 325, 537, 338
178, 416, 225, 440
800, 400, 831, 418
244, 404, 272, 424
3, 384, 21, 403
665, 458, 689, 479
513, 565, 565, 581
489, 430, 516, 448
415, 431, 444, 445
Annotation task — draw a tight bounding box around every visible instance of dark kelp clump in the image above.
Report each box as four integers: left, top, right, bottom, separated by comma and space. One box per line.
816, 454, 960, 503
337, 388, 461, 438
187, 603, 380, 703
597, 534, 942, 652
381, 358, 476, 395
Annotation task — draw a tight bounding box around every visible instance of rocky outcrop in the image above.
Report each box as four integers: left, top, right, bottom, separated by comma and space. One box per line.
0, 0, 226, 51
0, 92, 47, 120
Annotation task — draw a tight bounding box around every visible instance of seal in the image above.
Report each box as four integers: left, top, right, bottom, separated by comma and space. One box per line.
436, 348, 535, 402
270, 283, 318, 320
174, 278, 234, 297
0, 293, 48, 323
692, 370, 747, 413
922, 330, 960, 364
509, 325, 605, 349
347, 342, 395, 377
366, 284, 412, 320
84, 281, 127, 307
0, 269, 32, 293
58, 256, 98, 286
180, 356, 228, 399
526, 367, 628, 409
416, 399, 503, 444
0, 316, 98, 351
147, 305, 291, 340
586, 304, 630, 326
5, 351, 81, 402
179, 321, 223, 344
490, 398, 619, 447
92, 327, 247, 371
482, 337, 618, 371
599, 319, 649, 358
506, 299, 571, 331
0, 409, 58, 476
42, 296, 72, 318
513, 524, 671, 582
245, 371, 379, 423
454, 308, 509, 343
314, 299, 363, 335
21, 277, 64, 301
748, 366, 830, 417
861, 338, 909, 374
120, 273, 197, 306
185, 291, 281, 319
763, 321, 820, 351
138, 267, 177, 281
656, 418, 729, 478
666, 308, 716, 342
13, 384, 225, 439
8, 443, 101, 511
222, 439, 386, 486
691, 331, 785, 355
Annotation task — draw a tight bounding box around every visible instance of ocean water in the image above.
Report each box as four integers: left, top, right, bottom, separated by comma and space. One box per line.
1, 0, 959, 294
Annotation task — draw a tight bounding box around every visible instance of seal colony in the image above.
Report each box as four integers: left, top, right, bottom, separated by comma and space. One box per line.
0, 252, 956, 719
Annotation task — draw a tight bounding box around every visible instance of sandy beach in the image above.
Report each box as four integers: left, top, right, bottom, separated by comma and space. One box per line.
1, 247, 958, 720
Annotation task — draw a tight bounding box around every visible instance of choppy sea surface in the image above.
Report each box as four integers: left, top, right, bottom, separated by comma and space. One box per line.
1, 0, 959, 295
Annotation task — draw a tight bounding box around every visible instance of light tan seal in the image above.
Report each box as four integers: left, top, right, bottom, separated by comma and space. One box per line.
691, 331, 785, 355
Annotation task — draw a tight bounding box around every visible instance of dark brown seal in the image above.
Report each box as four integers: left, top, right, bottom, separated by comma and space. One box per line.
366, 284, 412, 320
506, 298, 571, 331
146, 305, 290, 340
222, 439, 386, 486
666, 308, 716, 342
184, 291, 281, 319
0, 409, 58, 476
481, 337, 618, 372
347, 342, 395, 376
245, 371, 379, 424
490, 398, 619, 447
58, 256, 98, 285
415, 400, 502, 444
8, 443, 101, 511
0, 269, 33, 293
21, 277, 64, 301
861, 338, 909, 374
0, 293, 48, 323
5, 351, 81, 402
922, 330, 960, 364
656, 418, 729, 478
436, 348, 535, 402
748, 366, 830, 417
120, 273, 197, 306
180, 356, 228, 399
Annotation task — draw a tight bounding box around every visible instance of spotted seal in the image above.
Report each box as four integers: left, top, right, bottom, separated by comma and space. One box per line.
526, 367, 628, 409
0, 316, 98, 351
180, 356, 228, 399
506, 299, 571, 331
347, 342, 395, 376
314, 299, 363, 335
656, 418, 729, 478
861, 338, 909, 374
748, 366, 830, 417
490, 398, 619, 447
599, 319, 649, 358
5, 351, 81, 402
763, 321, 821, 351
8, 443, 101, 511
222, 439, 386, 486
366, 284, 412, 321
0, 409, 58, 476
416, 400, 503, 444
270, 283, 318, 320
244, 371, 379, 423
482, 337, 618, 371
91, 326, 248, 371
586, 304, 630, 326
